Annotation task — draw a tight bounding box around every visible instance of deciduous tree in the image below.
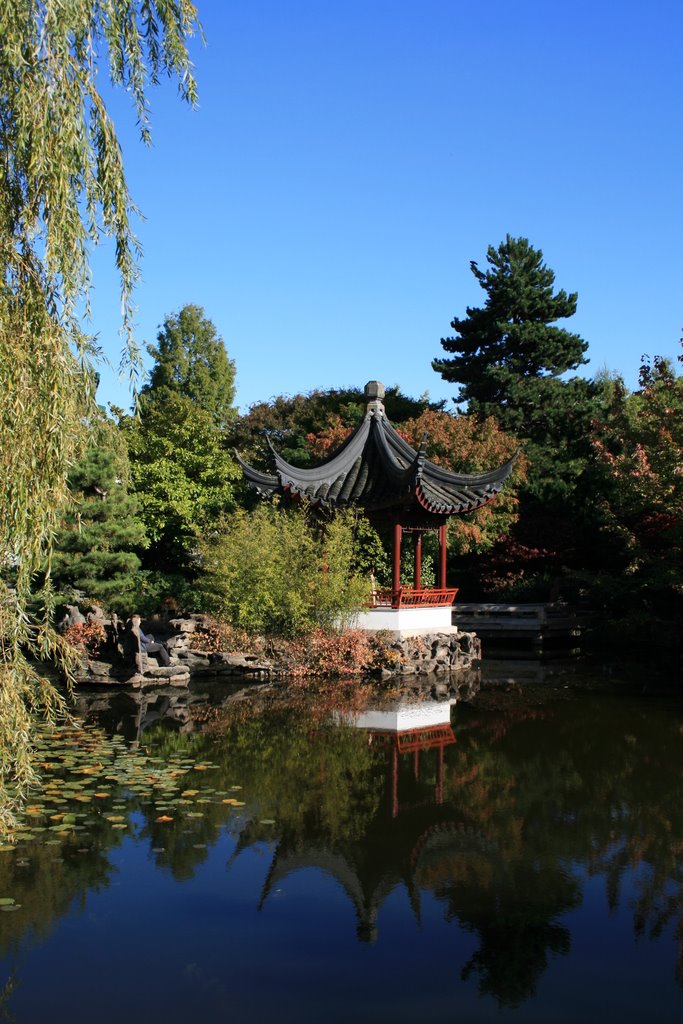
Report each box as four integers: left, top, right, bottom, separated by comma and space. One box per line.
0, 0, 200, 822
233, 386, 444, 469
121, 392, 240, 584
142, 304, 237, 429
398, 409, 526, 556
586, 349, 683, 630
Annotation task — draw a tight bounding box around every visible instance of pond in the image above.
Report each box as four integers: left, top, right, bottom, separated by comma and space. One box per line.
1, 657, 683, 1023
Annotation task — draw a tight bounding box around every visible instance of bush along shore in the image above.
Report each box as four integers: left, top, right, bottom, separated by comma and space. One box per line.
68, 613, 482, 690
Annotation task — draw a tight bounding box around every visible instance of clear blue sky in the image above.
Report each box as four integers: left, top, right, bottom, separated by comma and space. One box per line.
91, 0, 682, 414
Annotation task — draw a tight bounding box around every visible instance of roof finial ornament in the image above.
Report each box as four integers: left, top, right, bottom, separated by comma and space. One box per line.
364, 380, 385, 417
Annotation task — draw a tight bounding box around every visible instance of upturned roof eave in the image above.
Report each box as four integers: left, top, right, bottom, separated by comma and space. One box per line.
380, 416, 519, 489
271, 412, 372, 485
234, 450, 279, 491
236, 389, 519, 513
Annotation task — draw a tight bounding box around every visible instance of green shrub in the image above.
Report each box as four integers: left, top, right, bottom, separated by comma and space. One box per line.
198, 503, 373, 636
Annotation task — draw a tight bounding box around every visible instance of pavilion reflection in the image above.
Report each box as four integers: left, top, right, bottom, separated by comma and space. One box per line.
256, 694, 480, 944
343, 697, 456, 817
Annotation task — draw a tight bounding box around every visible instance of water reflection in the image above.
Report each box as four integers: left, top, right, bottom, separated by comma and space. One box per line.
74, 684, 236, 741
2, 670, 683, 1021
342, 696, 456, 815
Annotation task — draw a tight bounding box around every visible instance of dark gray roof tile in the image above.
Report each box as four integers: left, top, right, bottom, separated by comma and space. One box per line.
238, 388, 518, 517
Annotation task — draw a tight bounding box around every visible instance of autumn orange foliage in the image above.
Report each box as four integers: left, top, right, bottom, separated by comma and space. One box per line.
306, 409, 525, 555
62, 622, 107, 658
398, 411, 526, 555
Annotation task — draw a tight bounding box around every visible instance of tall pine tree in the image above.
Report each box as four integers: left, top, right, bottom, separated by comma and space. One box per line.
433, 235, 597, 502
50, 418, 148, 613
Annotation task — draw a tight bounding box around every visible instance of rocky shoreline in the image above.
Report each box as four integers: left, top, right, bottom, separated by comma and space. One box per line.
75, 614, 482, 690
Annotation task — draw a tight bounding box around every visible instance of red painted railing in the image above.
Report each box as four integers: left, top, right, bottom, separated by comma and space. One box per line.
370, 725, 456, 752
396, 725, 456, 753
370, 587, 459, 609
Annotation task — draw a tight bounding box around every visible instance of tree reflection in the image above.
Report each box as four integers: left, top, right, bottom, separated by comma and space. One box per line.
4, 679, 683, 1013
433, 852, 576, 1006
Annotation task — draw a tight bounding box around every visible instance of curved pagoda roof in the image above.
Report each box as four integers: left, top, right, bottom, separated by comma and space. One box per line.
236, 381, 517, 517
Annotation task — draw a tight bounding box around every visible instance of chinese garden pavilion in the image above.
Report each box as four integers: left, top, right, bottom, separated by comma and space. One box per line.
236, 380, 517, 633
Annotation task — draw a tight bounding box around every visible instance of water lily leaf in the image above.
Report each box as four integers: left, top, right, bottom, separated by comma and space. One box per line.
259, 819, 276, 825
112, 824, 128, 830
155, 815, 174, 823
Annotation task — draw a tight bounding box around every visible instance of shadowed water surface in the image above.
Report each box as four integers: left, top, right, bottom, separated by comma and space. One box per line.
1, 660, 683, 1022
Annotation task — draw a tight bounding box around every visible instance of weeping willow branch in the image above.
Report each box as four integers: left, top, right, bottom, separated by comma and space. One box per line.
0, 1, 202, 830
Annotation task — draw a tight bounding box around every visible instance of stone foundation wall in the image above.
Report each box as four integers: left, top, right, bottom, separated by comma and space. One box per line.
377, 630, 481, 679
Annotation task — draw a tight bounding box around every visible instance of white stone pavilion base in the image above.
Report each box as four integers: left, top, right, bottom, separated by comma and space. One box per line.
349, 604, 457, 637
348, 699, 452, 732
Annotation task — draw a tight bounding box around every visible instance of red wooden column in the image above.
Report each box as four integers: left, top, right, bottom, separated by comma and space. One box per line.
413, 532, 422, 591
436, 743, 445, 805
392, 522, 403, 604
438, 523, 448, 589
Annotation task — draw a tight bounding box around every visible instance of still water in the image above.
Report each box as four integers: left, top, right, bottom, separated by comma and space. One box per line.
1, 659, 683, 1023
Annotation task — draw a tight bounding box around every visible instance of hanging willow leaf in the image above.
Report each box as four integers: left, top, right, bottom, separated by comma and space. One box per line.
0, 1, 203, 831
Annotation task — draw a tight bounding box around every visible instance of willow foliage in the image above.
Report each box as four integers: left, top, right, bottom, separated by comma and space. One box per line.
0, 0, 201, 827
